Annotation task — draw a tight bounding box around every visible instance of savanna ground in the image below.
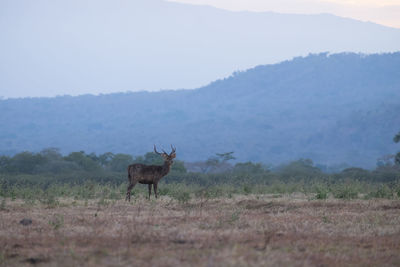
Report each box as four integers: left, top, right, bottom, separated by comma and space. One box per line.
1, 193, 400, 267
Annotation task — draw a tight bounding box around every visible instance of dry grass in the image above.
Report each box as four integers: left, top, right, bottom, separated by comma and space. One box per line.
1, 194, 400, 266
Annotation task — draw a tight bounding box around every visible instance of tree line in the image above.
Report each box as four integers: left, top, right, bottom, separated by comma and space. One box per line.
0, 148, 186, 175
0, 141, 399, 190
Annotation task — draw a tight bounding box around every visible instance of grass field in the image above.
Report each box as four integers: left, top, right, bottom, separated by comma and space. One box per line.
1, 194, 400, 266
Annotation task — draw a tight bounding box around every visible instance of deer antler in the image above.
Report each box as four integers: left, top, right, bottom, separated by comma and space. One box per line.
154, 145, 163, 155
155, 144, 175, 156
170, 144, 176, 154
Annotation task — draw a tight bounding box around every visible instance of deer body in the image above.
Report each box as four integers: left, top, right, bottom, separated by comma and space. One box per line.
126, 145, 176, 201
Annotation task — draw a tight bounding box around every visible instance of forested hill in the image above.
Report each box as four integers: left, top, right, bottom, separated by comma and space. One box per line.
1, 52, 400, 168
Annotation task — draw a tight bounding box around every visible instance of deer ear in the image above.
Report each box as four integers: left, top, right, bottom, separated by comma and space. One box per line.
171, 153, 176, 159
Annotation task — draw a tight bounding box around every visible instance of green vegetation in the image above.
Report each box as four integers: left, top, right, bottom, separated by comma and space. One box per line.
314, 184, 329, 200
0, 148, 399, 203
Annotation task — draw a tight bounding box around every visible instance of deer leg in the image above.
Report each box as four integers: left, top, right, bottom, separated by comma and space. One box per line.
148, 184, 152, 200
125, 184, 132, 201
153, 183, 158, 199
126, 181, 137, 202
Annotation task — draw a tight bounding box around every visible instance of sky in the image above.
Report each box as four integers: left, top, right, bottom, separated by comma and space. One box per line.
169, 0, 400, 28
1, 0, 399, 98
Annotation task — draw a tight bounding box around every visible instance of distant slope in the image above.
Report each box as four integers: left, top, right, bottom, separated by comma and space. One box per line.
0, 52, 400, 168
1, 0, 400, 97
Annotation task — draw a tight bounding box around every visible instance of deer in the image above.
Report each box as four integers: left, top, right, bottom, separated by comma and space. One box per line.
125, 145, 176, 201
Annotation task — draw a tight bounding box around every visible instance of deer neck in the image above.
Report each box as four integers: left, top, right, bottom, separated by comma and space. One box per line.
161, 161, 172, 176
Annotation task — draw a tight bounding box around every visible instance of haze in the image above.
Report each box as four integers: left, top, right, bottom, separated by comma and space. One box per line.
1, 0, 400, 98
169, 0, 400, 28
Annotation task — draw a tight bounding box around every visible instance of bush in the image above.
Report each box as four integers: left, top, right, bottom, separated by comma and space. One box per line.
243, 185, 252, 195
275, 159, 322, 181
314, 184, 329, 199
339, 168, 371, 181
109, 154, 133, 172
64, 152, 101, 172
367, 185, 393, 199
39, 193, 60, 208
332, 184, 359, 199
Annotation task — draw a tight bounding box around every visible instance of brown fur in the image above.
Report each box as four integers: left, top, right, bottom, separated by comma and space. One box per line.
125, 145, 176, 201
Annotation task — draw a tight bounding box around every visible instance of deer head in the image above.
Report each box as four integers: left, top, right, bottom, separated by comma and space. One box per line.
154, 145, 176, 165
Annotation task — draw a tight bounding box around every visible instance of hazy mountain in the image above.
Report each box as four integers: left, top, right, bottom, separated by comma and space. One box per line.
1, 0, 400, 98
1, 52, 399, 168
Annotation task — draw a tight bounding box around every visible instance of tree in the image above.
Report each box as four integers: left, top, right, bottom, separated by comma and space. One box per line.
394, 132, 400, 143
10, 152, 46, 174
376, 154, 395, 168
37, 148, 78, 173
395, 131, 400, 165
64, 151, 100, 171
142, 152, 163, 165
196, 151, 236, 173
40, 148, 62, 160
340, 167, 371, 181
109, 154, 133, 172
276, 159, 322, 180
171, 160, 187, 173
216, 152, 236, 162
0, 156, 12, 173
233, 162, 265, 174
98, 152, 115, 167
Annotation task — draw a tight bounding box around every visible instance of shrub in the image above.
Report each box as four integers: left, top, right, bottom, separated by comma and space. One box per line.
333, 184, 359, 199
340, 167, 370, 179
40, 193, 60, 208
314, 184, 329, 200
243, 185, 252, 195
157, 186, 171, 196
367, 185, 393, 199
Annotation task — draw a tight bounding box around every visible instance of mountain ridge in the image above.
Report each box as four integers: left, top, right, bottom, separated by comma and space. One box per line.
1, 0, 400, 98
1, 52, 399, 168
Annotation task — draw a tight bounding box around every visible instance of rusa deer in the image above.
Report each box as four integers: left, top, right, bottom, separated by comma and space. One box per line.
125, 145, 176, 201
